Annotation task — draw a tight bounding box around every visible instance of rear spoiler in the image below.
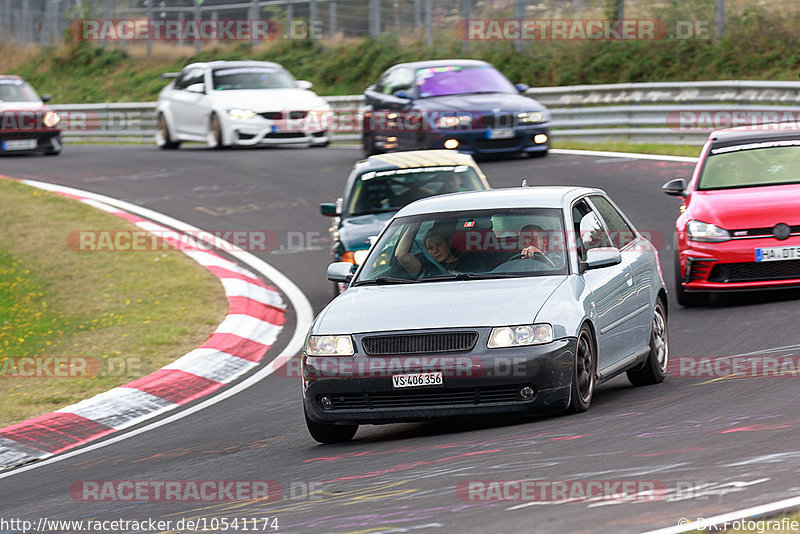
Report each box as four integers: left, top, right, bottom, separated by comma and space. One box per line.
159, 72, 180, 79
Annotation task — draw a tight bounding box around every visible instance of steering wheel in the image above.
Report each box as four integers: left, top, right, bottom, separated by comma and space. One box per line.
509, 250, 557, 269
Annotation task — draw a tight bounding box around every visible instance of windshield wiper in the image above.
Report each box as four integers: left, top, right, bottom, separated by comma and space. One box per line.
353, 276, 416, 286
422, 272, 528, 282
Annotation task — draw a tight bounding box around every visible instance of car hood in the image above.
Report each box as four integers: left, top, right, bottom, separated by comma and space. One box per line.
210, 89, 328, 112
312, 276, 567, 334
414, 93, 547, 114
0, 102, 46, 111
689, 184, 800, 229
339, 212, 395, 250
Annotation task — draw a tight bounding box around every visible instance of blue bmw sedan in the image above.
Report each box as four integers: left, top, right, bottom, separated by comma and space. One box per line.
303, 187, 669, 443
362, 59, 550, 158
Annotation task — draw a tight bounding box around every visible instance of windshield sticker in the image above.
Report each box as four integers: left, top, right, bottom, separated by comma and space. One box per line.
213, 67, 279, 76
712, 139, 800, 154
367, 166, 457, 179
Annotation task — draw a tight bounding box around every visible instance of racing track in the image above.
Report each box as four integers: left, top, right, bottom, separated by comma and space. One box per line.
1, 146, 799, 534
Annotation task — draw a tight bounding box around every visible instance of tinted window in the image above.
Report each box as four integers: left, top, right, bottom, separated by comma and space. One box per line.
590, 195, 636, 249
212, 67, 295, 90
0, 79, 40, 103
698, 142, 800, 190
347, 166, 484, 215
572, 199, 612, 261
176, 69, 204, 91
354, 208, 568, 283
415, 65, 516, 98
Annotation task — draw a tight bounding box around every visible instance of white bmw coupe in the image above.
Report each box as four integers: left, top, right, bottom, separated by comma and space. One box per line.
155, 60, 331, 150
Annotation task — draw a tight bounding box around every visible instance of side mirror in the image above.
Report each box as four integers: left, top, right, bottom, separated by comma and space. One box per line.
393, 89, 412, 100
320, 202, 337, 216
159, 72, 180, 79
662, 178, 687, 197
40, 94, 51, 103
583, 247, 622, 271
365, 84, 376, 93
515, 83, 530, 93
327, 262, 355, 283
296, 80, 313, 90
186, 83, 205, 94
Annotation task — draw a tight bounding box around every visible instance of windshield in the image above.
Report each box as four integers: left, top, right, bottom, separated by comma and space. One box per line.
0, 80, 40, 103
354, 208, 568, 284
416, 65, 517, 98
347, 166, 485, 216
698, 141, 800, 190
212, 67, 296, 90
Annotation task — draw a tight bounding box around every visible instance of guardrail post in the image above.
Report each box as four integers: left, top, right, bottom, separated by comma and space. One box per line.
425, 0, 432, 46
329, 1, 336, 38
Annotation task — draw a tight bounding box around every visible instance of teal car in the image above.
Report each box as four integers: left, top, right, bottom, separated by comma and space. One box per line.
320, 150, 490, 294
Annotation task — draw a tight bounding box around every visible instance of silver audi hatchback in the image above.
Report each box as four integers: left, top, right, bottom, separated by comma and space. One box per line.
303, 186, 669, 443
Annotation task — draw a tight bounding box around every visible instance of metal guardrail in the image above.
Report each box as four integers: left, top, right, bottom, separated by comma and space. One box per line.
49, 81, 800, 146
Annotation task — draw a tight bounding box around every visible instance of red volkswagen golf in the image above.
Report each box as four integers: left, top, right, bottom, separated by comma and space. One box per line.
664, 125, 800, 306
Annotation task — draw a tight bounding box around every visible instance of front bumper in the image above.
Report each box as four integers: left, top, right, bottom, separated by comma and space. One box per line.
679, 234, 800, 291
303, 335, 575, 425
426, 125, 549, 155
0, 131, 61, 154
226, 116, 328, 146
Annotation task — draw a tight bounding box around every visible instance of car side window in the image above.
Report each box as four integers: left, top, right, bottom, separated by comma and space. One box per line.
381, 68, 414, 96
589, 195, 636, 249
572, 199, 612, 261
177, 69, 204, 92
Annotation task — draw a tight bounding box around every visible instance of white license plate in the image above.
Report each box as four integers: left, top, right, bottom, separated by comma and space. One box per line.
392, 372, 443, 389
487, 129, 514, 139
756, 246, 800, 262
2, 139, 37, 151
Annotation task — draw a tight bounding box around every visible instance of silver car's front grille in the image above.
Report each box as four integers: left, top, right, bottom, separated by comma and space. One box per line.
362, 332, 478, 356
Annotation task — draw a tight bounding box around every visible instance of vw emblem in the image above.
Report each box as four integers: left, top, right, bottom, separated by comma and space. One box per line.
773, 223, 791, 240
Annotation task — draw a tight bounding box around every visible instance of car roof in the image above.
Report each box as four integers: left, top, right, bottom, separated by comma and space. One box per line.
354, 150, 480, 172
395, 186, 601, 216
181, 60, 286, 71
0, 75, 24, 81
388, 59, 492, 71
709, 123, 800, 148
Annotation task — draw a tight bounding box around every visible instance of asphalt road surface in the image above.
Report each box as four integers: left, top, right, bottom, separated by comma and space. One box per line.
1, 145, 799, 534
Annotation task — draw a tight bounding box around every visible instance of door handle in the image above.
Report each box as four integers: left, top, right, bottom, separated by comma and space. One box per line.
625, 273, 634, 287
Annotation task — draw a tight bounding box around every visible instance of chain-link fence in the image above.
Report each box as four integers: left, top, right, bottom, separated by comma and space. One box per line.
2, 0, 798, 54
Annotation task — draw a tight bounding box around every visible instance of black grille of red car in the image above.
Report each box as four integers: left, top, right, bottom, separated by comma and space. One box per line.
733, 225, 800, 238
324, 385, 527, 410
362, 332, 478, 355
687, 260, 715, 282
708, 261, 800, 283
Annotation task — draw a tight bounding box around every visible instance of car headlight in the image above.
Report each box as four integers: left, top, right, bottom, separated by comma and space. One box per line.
227, 108, 257, 120
305, 335, 354, 356
488, 324, 553, 348
687, 220, 731, 242
43, 111, 60, 128
436, 115, 472, 128
517, 111, 547, 123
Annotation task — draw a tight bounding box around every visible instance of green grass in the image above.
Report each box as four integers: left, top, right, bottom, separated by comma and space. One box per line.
0, 178, 228, 427
552, 141, 702, 158
2, 4, 800, 104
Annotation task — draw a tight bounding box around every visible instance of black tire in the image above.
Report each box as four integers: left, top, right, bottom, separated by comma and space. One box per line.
44, 134, 62, 155
207, 113, 228, 150
627, 299, 669, 386
674, 249, 709, 307
155, 114, 180, 149
304, 407, 358, 444
568, 325, 596, 413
